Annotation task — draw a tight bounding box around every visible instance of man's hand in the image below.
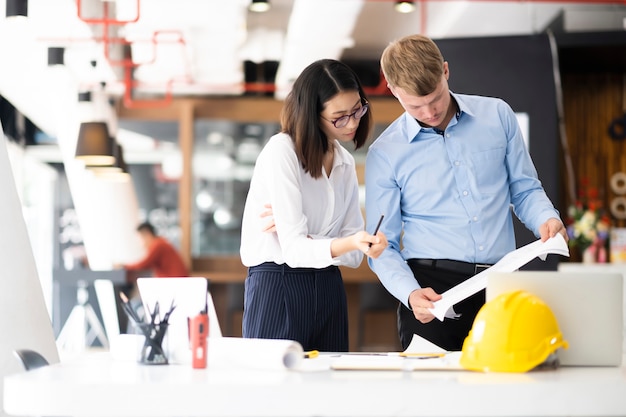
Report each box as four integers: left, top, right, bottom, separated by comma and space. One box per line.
408, 288, 442, 324
539, 217, 568, 242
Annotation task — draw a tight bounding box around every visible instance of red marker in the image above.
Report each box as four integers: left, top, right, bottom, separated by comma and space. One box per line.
189, 312, 208, 369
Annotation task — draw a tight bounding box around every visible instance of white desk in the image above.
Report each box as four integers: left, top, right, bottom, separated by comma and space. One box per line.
4, 352, 626, 417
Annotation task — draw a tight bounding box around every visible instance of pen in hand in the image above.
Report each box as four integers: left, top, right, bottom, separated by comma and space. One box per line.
368, 214, 384, 248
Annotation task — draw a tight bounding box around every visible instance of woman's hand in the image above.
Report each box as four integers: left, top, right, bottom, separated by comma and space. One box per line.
330, 230, 388, 259
260, 203, 276, 233
353, 230, 388, 258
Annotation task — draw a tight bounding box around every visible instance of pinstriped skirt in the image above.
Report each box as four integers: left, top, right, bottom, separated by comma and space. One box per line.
242, 262, 349, 352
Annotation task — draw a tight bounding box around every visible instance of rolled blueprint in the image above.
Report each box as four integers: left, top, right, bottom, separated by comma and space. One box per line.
207, 337, 304, 370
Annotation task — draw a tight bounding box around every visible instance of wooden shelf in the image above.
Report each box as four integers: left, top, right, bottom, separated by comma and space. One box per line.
118, 95, 403, 284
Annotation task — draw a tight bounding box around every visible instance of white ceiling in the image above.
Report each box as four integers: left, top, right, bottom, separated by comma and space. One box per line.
131, 0, 626, 99
4, 0, 626, 101
1, 0, 625, 140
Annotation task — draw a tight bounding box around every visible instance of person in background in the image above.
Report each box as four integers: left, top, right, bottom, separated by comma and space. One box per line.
114, 221, 189, 330
365, 34, 567, 351
240, 59, 388, 352
115, 221, 189, 279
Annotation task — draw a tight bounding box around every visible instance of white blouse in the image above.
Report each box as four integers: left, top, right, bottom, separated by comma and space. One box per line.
240, 132, 364, 269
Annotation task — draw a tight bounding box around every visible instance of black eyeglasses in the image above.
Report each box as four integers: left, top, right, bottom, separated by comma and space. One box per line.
322, 101, 369, 128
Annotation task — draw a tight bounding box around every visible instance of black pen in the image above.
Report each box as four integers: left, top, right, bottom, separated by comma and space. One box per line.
368, 214, 384, 248
119, 292, 142, 323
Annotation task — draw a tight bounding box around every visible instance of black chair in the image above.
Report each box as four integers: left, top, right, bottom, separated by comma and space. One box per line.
13, 349, 50, 371
13, 349, 65, 417
358, 282, 400, 351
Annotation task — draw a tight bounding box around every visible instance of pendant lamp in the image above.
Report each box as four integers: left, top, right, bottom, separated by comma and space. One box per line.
47, 47, 65, 66
75, 122, 115, 166
89, 143, 128, 175
6, 0, 27, 17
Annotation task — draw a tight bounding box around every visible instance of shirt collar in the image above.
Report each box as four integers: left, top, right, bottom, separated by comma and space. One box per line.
403, 90, 474, 142
451, 91, 475, 118
330, 139, 353, 168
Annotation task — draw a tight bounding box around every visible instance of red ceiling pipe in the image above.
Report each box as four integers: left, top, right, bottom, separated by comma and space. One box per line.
75, 0, 183, 108
243, 82, 277, 93
106, 30, 188, 68
420, 0, 427, 35
122, 64, 174, 109
37, 33, 188, 68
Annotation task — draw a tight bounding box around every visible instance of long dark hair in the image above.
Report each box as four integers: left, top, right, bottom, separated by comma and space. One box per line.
280, 59, 372, 179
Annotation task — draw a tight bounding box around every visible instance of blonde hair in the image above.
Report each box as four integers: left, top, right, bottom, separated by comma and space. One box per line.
380, 34, 444, 96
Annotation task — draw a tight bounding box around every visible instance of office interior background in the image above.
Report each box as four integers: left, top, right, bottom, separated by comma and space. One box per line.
1, 0, 626, 352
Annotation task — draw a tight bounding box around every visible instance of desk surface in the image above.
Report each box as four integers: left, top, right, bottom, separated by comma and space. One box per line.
4, 352, 626, 417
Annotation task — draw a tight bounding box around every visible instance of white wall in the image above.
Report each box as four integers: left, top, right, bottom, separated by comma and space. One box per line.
0, 133, 59, 417
0, 12, 144, 271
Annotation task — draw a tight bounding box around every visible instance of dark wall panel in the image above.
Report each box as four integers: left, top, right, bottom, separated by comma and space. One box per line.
435, 34, 561, 269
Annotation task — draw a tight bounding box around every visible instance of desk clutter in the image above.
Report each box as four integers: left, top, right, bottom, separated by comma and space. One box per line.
110, 333, 306, 370
105, 266, 622, 373
119, 292, 176, 365
110, 272, 622, 373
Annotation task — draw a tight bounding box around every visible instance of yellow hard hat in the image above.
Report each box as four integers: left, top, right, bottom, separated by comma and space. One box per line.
460, 290, 569, 373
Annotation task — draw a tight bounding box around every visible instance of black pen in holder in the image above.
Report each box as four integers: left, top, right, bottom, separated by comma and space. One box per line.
119, 293, 176, 366
135, 321, 169, 365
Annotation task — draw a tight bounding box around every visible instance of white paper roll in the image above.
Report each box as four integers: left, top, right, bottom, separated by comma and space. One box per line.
207, 337, 304, 370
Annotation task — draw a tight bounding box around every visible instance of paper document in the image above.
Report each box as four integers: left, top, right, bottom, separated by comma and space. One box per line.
403, 333, 447, 354
329, 334, 463, 371
429, 234, 570, 321
330, 353, 463, 371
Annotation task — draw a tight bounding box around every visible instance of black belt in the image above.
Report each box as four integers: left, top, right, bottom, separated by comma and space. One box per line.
408, 258, 492, 275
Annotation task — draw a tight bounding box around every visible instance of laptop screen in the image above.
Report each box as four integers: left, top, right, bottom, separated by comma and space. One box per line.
487, 271, 623, 367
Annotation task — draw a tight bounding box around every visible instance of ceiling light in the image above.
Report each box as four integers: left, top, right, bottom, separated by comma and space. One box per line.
90, 144, 131, 182
88, 143, 128, 175
196, 190, 215, 213
5, 0, 27, 17
75, 122, 116, 166
249, 0, 270, 13
394, 1, 416, 13
213, 207, 238, 230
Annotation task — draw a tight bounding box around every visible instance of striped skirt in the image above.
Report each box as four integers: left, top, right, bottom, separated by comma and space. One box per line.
242, 262, 348, 352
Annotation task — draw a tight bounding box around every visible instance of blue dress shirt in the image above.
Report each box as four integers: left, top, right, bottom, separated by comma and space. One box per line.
365, 92, 560, 306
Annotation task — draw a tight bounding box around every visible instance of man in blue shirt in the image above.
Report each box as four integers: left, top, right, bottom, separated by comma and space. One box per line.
365, 34, 568, 351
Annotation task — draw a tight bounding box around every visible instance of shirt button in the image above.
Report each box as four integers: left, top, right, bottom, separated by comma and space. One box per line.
446, 133, 451, 138
479, 246, 484, 251
454, 161, 460, 166
462, 190, 468, 196
473, 216, 478, 222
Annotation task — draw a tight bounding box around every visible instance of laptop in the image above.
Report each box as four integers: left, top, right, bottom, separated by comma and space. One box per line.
137, 277, 222, 363
486, 271, 623, 367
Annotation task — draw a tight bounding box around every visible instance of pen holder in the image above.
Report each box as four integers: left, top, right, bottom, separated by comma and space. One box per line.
136, 322, 169, 365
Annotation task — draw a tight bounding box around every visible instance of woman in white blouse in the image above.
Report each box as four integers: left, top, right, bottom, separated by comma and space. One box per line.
240, 59, 388, 352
